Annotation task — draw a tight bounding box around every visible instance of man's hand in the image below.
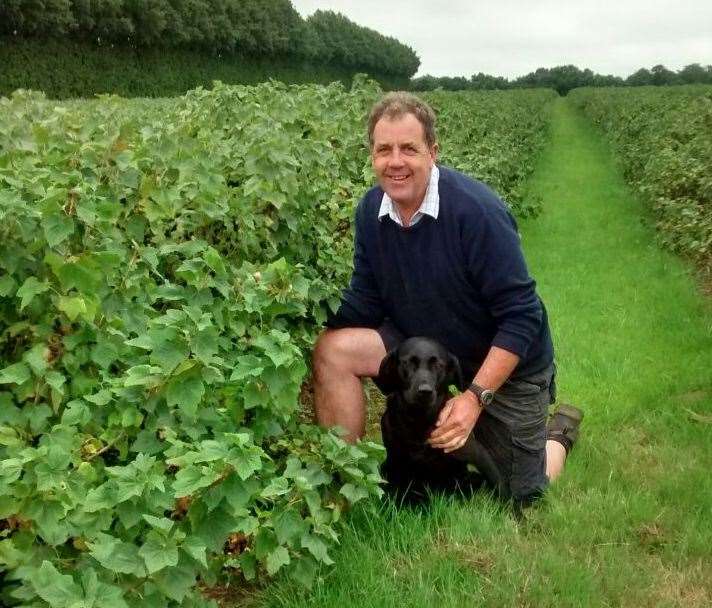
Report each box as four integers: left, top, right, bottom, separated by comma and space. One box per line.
428, 392, 482, 453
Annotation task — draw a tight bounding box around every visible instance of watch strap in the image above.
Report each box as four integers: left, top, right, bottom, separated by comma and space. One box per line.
466, 383, 494, 407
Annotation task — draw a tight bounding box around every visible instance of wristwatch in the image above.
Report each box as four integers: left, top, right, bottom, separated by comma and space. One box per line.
466, 383, 495, 407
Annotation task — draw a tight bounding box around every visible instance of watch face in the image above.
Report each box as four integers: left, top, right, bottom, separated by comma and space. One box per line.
481, 390, 495, 406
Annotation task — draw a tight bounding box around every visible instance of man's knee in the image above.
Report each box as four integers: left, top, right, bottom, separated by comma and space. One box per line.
312, 327, 385, 381
312, 329, 345, 380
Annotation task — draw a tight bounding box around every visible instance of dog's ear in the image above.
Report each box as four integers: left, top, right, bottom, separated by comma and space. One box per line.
446, 353, 463, 391
375, 348, 401, 395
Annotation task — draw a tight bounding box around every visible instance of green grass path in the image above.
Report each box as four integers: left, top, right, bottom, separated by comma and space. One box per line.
253, 98, 712, 607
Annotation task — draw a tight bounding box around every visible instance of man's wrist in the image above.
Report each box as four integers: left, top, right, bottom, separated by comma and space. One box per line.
462, 388, 482, 409
466, 382, 495, 407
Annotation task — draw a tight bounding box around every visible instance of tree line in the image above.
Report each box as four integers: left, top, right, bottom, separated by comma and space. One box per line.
411, 64, 712, 95
0, 0, 420, 78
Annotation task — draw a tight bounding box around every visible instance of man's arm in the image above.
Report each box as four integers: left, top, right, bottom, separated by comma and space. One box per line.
430, 188, 539, 452
428, 346, 519, 453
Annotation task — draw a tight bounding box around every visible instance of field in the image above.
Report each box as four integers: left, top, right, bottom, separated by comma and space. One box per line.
0, 80, 710, 607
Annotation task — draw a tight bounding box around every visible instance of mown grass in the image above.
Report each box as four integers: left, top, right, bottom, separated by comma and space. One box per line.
243, 98, 712, 607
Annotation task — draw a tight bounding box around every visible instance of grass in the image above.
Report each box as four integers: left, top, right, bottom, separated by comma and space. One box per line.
243, 98, 712, 607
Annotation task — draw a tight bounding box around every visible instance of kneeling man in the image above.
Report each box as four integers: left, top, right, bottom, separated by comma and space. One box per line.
313, 92, 582, 504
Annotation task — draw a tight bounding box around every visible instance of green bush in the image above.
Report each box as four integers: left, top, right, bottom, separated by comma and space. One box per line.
0, 80, 555, 606
570, 86, 712, 269
425, 89, 557, 217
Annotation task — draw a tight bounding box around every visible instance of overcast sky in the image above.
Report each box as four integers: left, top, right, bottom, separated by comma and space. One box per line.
291, 0, 712, 78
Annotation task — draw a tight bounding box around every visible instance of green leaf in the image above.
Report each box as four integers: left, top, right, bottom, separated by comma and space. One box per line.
0, 362, 31, 385
85, 389, 112, 405
301, 533, 334, 565
54, 256, 103, 293
138, 530, 179, 574
166, 371, 204, 418
261, 476, 291, 499
62, 399, 90, 425
57, 295, 88, 321
16, 276, 50, 310
266, 546, 291, 575
274, 508, 307, 545
0, 274, 16, 297
339, 482, 369, 504
191, 327, 218, 364
124, 364, 162, 388
291, 555, 318, 588
229, 354, 264, 381
153, 560, 197, 602
43, 211, 75, 247
79, 567, 129, 608
172, 465, 220, 497
90, 338, 118, 368
24, 343, 49, 375
204, 246, 226, 275
150, 338, 189, 373
32, 500, 71, 545
30, 560, 82, 607
254, 528, 278, 560
142, 514, 174, 534
182, 536, 208, 567
88, 533, 146, 577
45, 370, 66, 393
238, 552, 257, 580
84, 483, 116, 513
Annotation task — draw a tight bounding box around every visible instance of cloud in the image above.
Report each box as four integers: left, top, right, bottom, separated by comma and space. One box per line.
291, 0, 712, 78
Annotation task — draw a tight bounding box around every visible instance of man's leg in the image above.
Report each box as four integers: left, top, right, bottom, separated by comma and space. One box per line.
545, 440, 567, 481
312, 327, 387, 443
545, 404, 583, 481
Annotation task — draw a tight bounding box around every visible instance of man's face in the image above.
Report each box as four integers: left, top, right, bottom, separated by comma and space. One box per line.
371, 113, 438, 210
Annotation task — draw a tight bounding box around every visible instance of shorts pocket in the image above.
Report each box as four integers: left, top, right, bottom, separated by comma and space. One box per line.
509, 421, 548, 501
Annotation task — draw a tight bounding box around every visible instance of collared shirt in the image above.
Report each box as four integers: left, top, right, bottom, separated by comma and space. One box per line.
378, 164, 440, 227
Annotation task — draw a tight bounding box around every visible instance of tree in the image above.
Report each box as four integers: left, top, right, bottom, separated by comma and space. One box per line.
626, 68, 653, 86
650, 64, 678, 86
678, 63, 710, 84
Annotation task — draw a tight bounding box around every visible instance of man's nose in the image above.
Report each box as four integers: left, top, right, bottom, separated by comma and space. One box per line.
387, 149, 405, 166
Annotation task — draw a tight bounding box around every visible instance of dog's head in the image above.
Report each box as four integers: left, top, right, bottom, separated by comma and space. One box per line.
376, 337, 462, 419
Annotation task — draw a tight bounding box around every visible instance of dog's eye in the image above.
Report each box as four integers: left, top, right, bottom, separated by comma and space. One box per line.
428, 356, 440, 369
408, 356, 419, 368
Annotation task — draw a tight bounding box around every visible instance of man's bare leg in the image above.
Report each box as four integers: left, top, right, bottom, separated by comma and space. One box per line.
545, 440, 567, 481
312, 328, 387, 443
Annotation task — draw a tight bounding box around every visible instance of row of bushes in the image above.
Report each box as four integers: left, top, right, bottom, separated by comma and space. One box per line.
0, 81, 557, 606
570, 85, 712, 270
0, 2, 419, 78
412, 64, 712, 96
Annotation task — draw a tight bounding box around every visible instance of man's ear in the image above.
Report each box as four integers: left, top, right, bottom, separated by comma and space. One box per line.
447, 353, 463, 391
375, 348, 401, 395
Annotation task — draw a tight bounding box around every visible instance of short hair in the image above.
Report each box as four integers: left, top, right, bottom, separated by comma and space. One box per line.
367, 92, 437, 149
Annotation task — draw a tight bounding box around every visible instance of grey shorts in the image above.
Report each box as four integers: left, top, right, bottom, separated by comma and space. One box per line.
377, 322, 556, 503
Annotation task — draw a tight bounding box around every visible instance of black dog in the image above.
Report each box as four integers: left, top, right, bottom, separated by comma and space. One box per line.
376, 336, 503, 502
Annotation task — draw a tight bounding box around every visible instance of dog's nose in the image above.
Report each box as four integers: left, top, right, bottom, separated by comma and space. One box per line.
417, 384, 434, 396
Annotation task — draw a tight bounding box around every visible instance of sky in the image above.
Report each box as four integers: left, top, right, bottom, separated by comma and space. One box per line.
291, 0, 712, 78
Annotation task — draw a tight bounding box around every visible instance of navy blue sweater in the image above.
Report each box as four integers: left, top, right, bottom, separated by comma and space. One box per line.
327, 166, 553, 378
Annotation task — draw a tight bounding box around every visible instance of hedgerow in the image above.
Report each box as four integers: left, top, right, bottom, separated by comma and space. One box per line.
570, 85, 712, 270
0, 1, 420, 80
425, 89, 557, 216
0, 80, 555, 606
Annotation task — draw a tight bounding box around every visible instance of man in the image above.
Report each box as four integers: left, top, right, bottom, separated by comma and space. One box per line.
312, 92, 582, 504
